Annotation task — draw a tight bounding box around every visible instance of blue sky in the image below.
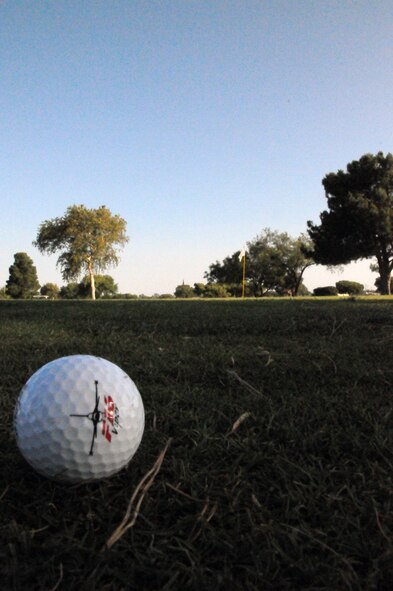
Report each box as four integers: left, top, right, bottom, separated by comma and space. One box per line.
1, 0, 393, 294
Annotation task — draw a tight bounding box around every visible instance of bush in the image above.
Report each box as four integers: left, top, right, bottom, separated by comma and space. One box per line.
40, 283, 60, 299
336, 280, 364, 295
0, 287, 10, 300
313, 286, 338, 296
174, 284, 194, 298
203, 284, 231, 298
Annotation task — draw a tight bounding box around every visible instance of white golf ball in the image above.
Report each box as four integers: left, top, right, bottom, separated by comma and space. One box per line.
14, 355, 145, 482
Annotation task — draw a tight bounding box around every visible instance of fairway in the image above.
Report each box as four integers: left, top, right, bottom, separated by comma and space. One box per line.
1, 299, 392, 590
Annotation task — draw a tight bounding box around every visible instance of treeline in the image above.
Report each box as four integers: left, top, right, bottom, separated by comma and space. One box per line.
0, 252, 120, 300
180, 151, 393, 297
3, 151, 393, 298
188, 228, 314, 298
174, 280, 366, 299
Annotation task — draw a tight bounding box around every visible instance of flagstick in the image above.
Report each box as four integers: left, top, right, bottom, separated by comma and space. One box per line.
242, 253, 246, 299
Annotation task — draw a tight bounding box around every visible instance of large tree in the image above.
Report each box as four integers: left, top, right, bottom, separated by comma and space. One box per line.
308, 152, 393, 294
34, 205, 128, 300
6, 252, 40, 299
205, 230, 313, 296
205, 251, 243, 285
247, 229, 314, 296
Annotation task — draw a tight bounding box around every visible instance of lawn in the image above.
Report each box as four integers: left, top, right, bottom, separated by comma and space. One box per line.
0, 299, 392, 590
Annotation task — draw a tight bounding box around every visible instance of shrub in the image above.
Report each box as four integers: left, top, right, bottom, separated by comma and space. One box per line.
313, 286, 338, 296
336, 280, 364, 295
203, 284, 231, 298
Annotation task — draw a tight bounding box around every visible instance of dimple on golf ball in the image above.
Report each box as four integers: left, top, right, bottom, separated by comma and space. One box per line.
14, 355, 145, 482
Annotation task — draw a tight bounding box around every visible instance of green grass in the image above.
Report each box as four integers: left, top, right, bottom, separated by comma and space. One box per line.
1, 299, 392, 590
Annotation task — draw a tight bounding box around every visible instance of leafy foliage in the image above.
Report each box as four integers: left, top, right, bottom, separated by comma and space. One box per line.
78, 275, 118, 298
0, 287, 10, 300
40, 283, 60, 298
34, 205, 128, 299
247, 229, 313, 296
335, 280, 364, 295
205, 251, 243, 284
174, 284, 195, 298
205, 230, 313, 297
59, 282, 80, 299
203, 283, 230, 298
6, 252, 40, 299
313, 286, 338, 296
308, 152, 393, 294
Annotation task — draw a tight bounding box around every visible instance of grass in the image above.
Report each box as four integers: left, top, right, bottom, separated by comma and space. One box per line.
0, 299, 392, 590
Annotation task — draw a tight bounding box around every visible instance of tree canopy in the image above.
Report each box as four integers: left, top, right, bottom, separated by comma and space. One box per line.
205, 252, 243, 285
34, 205, 128, 300
247, 229, 314, 296
308, 152, 393, 294
205, 229, 313, 296
6, 252, 40, 299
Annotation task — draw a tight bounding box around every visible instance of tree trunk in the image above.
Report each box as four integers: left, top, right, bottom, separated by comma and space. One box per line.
378, 264, 391, 295
88, 260, 96, 300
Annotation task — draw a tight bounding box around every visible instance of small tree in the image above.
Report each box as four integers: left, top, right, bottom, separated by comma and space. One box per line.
6, 252, 40, 299
335, 280, 364, 295
34, 205, 128, 300
41, 283, 60, 299
174, 284, 194, 298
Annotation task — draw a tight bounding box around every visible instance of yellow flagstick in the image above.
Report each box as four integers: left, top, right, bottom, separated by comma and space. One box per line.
242, 252, 246, 299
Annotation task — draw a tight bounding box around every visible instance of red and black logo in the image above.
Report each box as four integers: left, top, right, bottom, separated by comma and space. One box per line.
70, 381, 120, 455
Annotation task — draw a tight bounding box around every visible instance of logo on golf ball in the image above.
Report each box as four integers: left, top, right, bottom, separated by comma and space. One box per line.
70, 380, 120, 455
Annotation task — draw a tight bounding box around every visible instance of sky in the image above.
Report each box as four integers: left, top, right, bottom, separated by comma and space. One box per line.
1, 0, 393, 295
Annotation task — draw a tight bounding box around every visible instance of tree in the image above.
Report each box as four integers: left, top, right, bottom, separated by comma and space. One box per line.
203, 283, 230, 298
374, 276, 393, 294
247, 229, 314, 296
335, 280, 364, 295
6, 252, 40, 299
0, 287, 10, 300
34, 205, 128, 300
174, 284, 194, 298
193, 283, 206, 297
78, 274, 118, 298
205, 251, 243, 285
308, 152, 393, 295
59, 282, 80, 299
41, 283, 60, 299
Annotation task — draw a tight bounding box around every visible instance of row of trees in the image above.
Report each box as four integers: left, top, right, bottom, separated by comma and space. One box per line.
1, 205, 128, 300
2, 151, 393, 299
187, 151, 393, 297
174, 280, 366, 299
1, 252, 119, 299
201, 229, 314, 297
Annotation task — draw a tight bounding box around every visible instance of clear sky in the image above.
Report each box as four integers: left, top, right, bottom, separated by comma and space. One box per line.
1, 0, 393, 295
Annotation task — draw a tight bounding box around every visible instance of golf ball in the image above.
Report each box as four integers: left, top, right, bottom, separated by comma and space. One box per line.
14, 355, 145, 482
